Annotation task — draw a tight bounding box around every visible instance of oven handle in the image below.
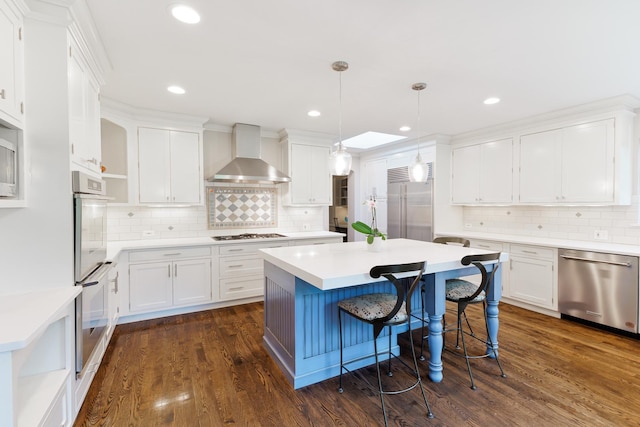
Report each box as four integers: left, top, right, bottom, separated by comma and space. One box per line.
78, 261, 114, 287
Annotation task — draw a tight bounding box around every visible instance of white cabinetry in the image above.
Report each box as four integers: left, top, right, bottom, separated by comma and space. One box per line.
0, 288, 80, 427
280, 130, 333, 206
468, 239, 508, 291
507, 244, 557, 311
0, 0, 23, 128
519, 119, 615, 204
68, 32, 101, 175
128, 247, 212, 314
451, 138, 513, 204
138, 127, 201, 204
217, 241, 289, 301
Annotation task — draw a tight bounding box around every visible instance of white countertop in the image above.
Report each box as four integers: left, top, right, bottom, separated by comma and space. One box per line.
0, 287, 81, 352
438, 231, 640, 256
260, 238, 508, 291
106, 231, 344, 259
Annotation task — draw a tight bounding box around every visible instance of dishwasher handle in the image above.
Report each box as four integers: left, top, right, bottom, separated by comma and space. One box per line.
560, 254, 632, 268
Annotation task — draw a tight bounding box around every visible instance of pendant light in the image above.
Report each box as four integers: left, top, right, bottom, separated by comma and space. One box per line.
409, 82, 429, 182
329, 61, 352, 176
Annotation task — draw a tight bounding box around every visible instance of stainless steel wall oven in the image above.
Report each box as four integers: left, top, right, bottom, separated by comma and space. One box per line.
73, 171, 113, 376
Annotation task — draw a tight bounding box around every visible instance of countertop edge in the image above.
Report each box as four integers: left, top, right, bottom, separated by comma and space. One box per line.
437, 231, 640, 256
0, 287, 81, 352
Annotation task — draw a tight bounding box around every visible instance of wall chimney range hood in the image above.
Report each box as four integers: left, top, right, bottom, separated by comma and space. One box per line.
208, 123, 291, 184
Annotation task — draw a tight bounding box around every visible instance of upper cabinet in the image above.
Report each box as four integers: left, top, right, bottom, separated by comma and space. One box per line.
0, 0, 24, 128
68, 32, 101, 175
280, 130, 332, 206
519, 119, 616, 204
450, 102, 635, 206
451, 138, 513, 204
138, 127, 201, 204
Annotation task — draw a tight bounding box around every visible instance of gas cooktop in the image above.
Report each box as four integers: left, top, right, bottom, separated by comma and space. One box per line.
212, 233, 286, 241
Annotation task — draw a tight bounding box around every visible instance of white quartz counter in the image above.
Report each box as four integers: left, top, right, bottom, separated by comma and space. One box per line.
106, 231, 344, 259
438, 231, 640, 256
260, 238, 508, 291
0, 287, 81, 352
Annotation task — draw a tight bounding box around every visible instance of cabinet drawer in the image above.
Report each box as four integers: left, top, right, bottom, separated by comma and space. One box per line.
219, 255, 263, 277
509, 244, 554, 260
292, 238, 342, 246
219, 241, 288, 256
129, 246, 211, 262
469, 240, 503, 251
220, 275, 263, 301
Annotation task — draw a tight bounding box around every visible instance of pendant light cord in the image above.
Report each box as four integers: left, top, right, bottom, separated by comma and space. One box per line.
338, 69, 343, 148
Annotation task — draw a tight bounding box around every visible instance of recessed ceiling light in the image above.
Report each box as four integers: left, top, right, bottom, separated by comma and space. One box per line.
484, 97, 500, 105
308, 110, 321, 117
399, 126, 411, 132
167, 85, 186, 94
342, 131, 407, 150
171, 5, 201, 24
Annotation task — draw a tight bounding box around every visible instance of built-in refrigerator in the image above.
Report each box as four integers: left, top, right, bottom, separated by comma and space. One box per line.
387, 165, 434, 242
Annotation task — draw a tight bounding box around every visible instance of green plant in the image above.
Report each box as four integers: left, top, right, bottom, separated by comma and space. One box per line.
351, 197, 386, 244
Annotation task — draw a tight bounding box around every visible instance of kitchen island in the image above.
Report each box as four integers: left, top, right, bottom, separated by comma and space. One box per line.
260, 238, 507, 389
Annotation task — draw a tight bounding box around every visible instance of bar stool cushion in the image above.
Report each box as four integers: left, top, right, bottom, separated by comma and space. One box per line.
338, 293, 407, 322
445, 279, 485, 303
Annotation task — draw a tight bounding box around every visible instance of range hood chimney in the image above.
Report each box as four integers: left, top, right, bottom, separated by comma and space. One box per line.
208, 123, 291, 184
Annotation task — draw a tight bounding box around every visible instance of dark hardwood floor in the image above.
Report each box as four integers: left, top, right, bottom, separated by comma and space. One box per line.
74, 302, 640, 426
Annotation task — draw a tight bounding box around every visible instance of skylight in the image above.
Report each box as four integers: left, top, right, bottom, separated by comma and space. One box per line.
341, 131, 407, 149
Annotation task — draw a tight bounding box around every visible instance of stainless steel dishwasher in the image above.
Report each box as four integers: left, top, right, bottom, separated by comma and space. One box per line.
558, 249, 638, 334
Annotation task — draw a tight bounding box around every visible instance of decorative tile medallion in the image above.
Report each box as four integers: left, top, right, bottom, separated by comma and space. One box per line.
208, 187, 277, 229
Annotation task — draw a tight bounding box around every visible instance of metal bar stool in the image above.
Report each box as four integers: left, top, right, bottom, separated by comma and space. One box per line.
337, 261, 434, 426
444, 252, 507, 389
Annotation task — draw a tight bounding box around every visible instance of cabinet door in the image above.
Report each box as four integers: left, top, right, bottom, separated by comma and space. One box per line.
561, 119, 614, 203
290, 143, 312, 203
451, 144, 480, 204
68, 37, 88, 166
170, 130, 201, 203
309, 145, 331, 204
138, 127, 171, 203
129, 261, 173, 312
518, 129, 562, 203
173, 258, 212, 306
291, 143, 330, 204
0, 1, 22, 126
479, 138, 513, 203
508, 256, 555, 309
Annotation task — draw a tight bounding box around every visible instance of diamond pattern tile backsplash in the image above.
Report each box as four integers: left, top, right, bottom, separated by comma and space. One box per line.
208, 187, 277, 229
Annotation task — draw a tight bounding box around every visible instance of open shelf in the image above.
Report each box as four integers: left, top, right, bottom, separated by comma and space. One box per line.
17, 369, 69, 427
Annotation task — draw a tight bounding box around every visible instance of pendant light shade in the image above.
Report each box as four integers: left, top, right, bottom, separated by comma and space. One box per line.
409, 82, 428, 183
330, 61, 352, 176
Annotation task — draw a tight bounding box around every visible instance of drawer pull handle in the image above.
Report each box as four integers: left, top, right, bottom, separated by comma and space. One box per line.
228, 249, 243, 252
229, 264, 244, 268
164, 253, 181, 256
522, 250, 538, 255
228, 287, 244, 291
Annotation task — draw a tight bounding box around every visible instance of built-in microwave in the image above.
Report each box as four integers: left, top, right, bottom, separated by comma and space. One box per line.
0, 138, 17, 197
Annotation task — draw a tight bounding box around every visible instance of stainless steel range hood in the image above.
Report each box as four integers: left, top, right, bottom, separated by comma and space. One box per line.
208, 123, 291, 184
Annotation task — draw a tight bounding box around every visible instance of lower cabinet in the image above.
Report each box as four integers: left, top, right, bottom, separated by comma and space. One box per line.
128, 247, 212, 314
217, 241, 289, 301
507, 244, 557, 310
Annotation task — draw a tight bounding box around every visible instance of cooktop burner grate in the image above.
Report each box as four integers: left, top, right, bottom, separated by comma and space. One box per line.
212, 233, 286, 241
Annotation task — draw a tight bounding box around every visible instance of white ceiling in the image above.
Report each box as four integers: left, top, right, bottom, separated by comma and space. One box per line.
86, 0, 640, 148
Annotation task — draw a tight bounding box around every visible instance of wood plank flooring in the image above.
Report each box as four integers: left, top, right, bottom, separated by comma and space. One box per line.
74, 302, 640, 426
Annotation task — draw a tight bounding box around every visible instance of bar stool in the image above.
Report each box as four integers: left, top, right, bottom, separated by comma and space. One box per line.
444, 252, 506, 389
337, 261, 434, 426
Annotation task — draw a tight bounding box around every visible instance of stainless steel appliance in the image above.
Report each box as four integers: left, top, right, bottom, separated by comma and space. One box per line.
73, 171, 113, 376
212, 233, 285, 241
387, 165, 434, 241
558, 249, 638, 334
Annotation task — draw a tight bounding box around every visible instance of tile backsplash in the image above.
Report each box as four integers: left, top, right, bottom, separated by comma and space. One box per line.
463, 197, 640, 245
107, 203, 325, 241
